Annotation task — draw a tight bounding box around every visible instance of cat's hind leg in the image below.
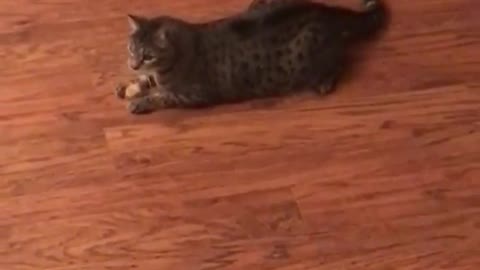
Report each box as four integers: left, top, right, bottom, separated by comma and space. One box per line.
310, 46, 346, 96
314, 75, 339, 96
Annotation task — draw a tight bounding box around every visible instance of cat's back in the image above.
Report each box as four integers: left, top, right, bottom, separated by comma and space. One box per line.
191, 1, 332, 99
200, 1, 323, 40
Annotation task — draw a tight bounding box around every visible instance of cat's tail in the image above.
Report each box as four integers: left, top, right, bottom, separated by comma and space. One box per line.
341, 0, 389, 41
362, 0, 388, 33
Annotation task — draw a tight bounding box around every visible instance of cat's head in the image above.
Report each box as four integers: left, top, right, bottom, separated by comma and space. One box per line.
126, 14, 177, 73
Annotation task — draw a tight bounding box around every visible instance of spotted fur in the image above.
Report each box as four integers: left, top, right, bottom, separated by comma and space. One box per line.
116, 0, 388, 114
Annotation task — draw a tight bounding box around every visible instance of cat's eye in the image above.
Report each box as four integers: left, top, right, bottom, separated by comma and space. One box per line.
143, 54, 155, 62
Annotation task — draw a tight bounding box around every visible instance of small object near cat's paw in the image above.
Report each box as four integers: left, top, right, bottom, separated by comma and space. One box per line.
115, 84, 127, 99
125, 82, 145, 99
127, 99, 153, 115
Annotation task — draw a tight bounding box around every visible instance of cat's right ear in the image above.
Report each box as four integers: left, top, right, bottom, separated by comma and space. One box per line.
127, 14, 145, 32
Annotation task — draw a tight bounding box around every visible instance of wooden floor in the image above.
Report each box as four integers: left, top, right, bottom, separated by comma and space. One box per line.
1, 0, 479, 269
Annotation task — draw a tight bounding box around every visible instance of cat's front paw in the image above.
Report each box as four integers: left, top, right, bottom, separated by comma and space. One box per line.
127, 98, 154, 115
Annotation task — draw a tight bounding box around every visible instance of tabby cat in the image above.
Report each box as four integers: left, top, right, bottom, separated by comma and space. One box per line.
116, 0, 388, 114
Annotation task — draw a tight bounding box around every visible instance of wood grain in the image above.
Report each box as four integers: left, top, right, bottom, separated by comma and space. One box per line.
0, 0, 479, 269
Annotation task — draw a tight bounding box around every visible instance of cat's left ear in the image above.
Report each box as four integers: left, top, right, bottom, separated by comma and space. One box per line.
127, 14, 146, 32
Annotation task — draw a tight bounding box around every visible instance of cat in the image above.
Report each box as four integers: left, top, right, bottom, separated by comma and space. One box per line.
115, 0, 388, 114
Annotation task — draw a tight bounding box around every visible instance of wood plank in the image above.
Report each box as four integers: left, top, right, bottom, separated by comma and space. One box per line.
0, 0, 479, 270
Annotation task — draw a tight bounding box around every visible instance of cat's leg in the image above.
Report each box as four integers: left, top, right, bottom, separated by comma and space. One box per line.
126, 92, 175, 114
311, 47, 346, 96
315, 75, 339, 95
115, 75, 153, 100
312, 61, 345, 96
126, 89, 205, 114
127, 90, 213, 114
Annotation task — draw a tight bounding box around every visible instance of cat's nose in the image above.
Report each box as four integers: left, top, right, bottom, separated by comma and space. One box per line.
128, 59, 141, 70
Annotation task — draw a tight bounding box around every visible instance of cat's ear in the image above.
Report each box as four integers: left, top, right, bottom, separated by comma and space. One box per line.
127, 14, 146, 32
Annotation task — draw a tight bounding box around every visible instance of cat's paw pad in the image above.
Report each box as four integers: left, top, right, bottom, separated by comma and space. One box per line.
115, 84, 127, 99
127, 99, 153, 115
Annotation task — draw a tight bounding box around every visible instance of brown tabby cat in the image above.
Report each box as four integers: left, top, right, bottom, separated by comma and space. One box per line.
116, 0, 388, 114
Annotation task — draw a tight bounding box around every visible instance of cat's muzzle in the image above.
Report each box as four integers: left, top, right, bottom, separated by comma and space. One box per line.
128, 58, 142, 70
